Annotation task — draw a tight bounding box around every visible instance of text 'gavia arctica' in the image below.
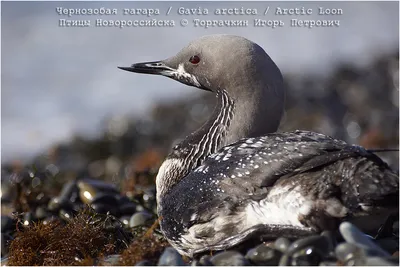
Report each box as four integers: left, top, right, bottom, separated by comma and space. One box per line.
119, 34, 399, 257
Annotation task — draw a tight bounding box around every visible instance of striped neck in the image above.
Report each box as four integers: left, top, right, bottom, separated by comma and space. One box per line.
156, 90, 235, 202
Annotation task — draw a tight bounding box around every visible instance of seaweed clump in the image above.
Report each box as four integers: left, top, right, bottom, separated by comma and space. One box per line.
118, 219, 169, 265
8, 207, 130, 265
7, 219, 59, 265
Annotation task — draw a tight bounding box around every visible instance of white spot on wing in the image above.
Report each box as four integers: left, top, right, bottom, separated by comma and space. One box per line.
190, 213, 197, 221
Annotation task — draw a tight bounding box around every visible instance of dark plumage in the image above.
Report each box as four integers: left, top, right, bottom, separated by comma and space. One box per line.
159, 131, 398, 255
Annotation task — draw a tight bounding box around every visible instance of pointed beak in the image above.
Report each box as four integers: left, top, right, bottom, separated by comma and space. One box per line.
118, 61, 173, 75
118, 60, 211, 92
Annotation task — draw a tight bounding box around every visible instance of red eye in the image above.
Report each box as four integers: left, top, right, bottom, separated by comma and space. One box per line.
189, 55, 200, 64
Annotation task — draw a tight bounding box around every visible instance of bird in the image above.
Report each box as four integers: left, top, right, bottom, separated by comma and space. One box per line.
118, 34, 399, 257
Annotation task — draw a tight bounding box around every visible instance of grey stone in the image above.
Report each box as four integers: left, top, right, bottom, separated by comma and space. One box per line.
198, 255, 213, 266
286, 235, 330, 256
245, 243, 281, 265
335, 242, 366, 265
129, 211, 154, 228
157, 247, 186, 266
136, 260, 153, 266
119, 202, 137, 216
1, 216, 13, 233
339, 222, 390, 257
100, 254, 121, 265
274, 237, 291, 253
210, 251, 248, 266
365, 256, 399, 266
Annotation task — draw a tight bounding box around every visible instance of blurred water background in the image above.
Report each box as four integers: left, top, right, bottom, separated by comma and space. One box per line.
2, 1, 399, 164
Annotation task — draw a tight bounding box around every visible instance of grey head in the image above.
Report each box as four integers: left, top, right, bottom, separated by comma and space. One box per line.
119, 34, 285, 138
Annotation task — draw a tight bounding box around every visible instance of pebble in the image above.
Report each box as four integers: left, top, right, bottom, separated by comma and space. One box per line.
35, 206, 48, 220
35, 192, 50, 206
119, 202, 137, 216
335, 242, 366, 265
42, 216, 59, 225
1, 216, 14, 233
22, 212, 34, 228
100, 254, 121, 265
274, 237, 291, 253
47, 196, 73, 212
59, 209, 74, 222
142, 187, 157, 208
119, 215, 131, 226
91, 203, 118, 216
77, 179, 119, 204
210, 251, 249, 266
290, 246, 323, 266
278, 235, 329, 266
365, 256, 398, 266
245, 243, 281, 265
318, 261, 338, 266
198, 255, 213, 266
117, 195, 132, 205
286, 235, 330, 256
129, 211, 154, 228
1, 233, 13, 257
190, 260, 198, 266
339, 222, 390, 257
135, 205, 145, 212
91, 193, 119, 206
58, 180, 80, 204
157, 247, 186, 266
190, 260, 201, 266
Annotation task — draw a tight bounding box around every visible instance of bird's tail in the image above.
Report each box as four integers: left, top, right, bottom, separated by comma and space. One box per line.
338, 157, 399, 234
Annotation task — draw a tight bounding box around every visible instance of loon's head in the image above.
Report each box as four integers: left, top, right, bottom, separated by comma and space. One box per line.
118, 34, 284, 100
